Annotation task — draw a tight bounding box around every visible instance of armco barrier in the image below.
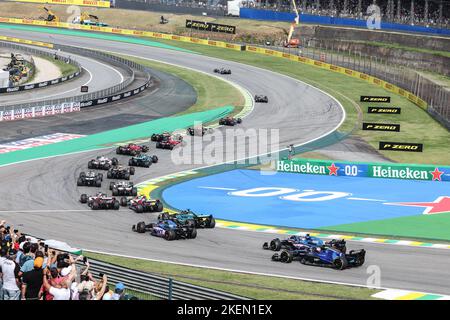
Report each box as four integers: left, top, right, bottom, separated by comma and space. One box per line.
9, 0, 111, 7
245, 45, 428, 111
0, 41, 82, 94
74, 258, 249, 300
239, 8, 450, 36
276, 158, 450, 182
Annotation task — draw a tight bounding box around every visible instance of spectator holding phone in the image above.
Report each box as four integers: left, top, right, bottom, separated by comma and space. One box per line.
21, 256, 44, 300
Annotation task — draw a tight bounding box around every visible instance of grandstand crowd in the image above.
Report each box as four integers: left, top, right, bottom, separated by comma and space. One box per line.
0, 220, 136, 300
161, 0, 450, 27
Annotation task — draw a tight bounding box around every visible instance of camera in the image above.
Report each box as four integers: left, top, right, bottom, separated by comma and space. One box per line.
56, 253, 70, 268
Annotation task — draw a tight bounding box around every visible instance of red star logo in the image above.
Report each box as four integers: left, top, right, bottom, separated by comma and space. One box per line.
430, 168, 444, 181
387, 196, 450, 215
327, 163, 339, 176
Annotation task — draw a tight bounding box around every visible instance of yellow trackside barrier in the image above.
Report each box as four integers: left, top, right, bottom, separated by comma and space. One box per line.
245, 45, 428, 110
8, 0, 110, 8
0, 35, 53, 48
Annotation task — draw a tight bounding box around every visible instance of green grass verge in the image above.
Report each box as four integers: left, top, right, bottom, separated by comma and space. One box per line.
41, 55, 79, 77
84, 251, 380, 300
355, 40, 450, 59
139, 38, 450, 165
119, 55, 245, 117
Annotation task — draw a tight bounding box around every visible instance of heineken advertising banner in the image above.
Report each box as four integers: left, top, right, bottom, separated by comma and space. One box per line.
276, 158, 450, 182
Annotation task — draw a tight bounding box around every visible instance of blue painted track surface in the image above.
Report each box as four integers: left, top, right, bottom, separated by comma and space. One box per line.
162, 169, 450, 228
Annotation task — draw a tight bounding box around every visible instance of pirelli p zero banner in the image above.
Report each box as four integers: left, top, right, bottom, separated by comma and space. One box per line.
185, 20, 236, 34
0, 70, 81, 94
276, 158, 450, 182
379, 141, 424, 152
362, 123, 400, 132
7, 0, 111, 8
367, 106, 401, 114
360, 96, 391, 103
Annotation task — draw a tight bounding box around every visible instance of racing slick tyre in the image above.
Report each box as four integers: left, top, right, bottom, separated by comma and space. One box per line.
113, 201, 120, 210
116, 147, 121, 155
333, 258, 348, 270
77, 178, 84, 186
88, 161, 93, 169
120, 197, 128, 207
112, 188, 118, 196
98, 173, 103, 181
280, 250, 293, 263
135, 205, 144, 214
95, 179, 101, 188
128, 159, 134, 166
236, 118, 242, 124
185, 219, 195, 228
165, 229, 176, 241
80, 194, 88, 203
104, 163, 111, 170
109, 182, 115, 190
112, 158, 118, 166
144, 161, 151, 168
92, 202, 99, 210
152, 155, 158, 163
219, 119, 225, 125
130, 167, 135, 175
156, 142, 162, 148
136, 222, 146, 233
188, 228, 197, 239
155, 202, 163, 212
124, 173, 130, 180
132, 187, 138, 196
270, 239, 282, 251
80, 172, 86, 178
160, 212, 170, 220
151, 134, 157, 141
207, 217, 216, 228
107, 171, 112, 179
169, 145, 174, 150
300, 257, 307, 265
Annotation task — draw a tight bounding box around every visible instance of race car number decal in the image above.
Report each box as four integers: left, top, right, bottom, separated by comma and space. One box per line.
229, 187, 351, 202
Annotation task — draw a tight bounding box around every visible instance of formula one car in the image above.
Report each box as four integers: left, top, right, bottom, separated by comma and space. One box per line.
150, 132, 172, 142
116, 143, 149, 156
121, 195, 164, 213
155, 135, 183, 150
109, 181, 138, 196
159, 209, 215, 229
87, 156, 119, 170
132, 219, 197, 241
219, 116, 242, 126
186, 126, 212, 136
271, 245, 366, 270
79, 192, 120, 210
128, 154, 158, 168
254, 95, 269, 103
106, 165, 135, 180
77, 171, 103, 187
213, 68, 231, 74
263, 235, 347, 253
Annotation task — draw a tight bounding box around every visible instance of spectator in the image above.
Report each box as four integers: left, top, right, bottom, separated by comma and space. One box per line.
42, 260, 77, 300
0, 249, 21, 300
111, 282, 132, 300
21, 257, 44, 300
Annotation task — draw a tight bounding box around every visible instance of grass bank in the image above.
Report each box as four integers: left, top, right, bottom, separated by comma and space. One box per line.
84, 251, 380, 300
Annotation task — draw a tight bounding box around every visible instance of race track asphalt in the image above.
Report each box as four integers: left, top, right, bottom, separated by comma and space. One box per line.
0, 27, 448, 295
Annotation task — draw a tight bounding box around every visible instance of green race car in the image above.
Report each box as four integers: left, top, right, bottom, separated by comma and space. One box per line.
158, 209, 215, 229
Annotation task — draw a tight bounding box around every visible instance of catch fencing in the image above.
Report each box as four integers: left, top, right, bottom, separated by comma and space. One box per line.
75, 257, 250, 300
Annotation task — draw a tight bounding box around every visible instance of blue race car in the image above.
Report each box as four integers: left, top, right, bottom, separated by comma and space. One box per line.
271, 244, 365, 270
263, 234, 343, 251
131, 219, 197, 241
